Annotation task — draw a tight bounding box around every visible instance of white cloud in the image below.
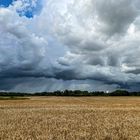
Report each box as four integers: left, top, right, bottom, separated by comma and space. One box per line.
1, 0, 140, 92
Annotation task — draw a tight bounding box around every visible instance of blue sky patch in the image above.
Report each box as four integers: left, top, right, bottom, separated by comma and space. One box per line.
0, 0, 42, 18
0, 0, 13, 7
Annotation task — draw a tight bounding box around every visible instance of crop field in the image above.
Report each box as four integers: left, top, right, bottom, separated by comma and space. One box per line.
0, 97, 140, 140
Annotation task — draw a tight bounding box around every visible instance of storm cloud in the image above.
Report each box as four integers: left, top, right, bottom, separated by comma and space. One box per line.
0, 0, 140, 92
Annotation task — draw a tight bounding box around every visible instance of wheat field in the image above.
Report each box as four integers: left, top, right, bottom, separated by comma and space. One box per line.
0, 97, 140, 140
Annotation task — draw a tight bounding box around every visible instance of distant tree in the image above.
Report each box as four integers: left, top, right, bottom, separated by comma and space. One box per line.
110, 90, 129, 96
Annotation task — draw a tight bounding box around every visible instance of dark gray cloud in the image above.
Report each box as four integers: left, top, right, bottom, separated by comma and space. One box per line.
0, 0, 140, 92
95, 0, 138, 35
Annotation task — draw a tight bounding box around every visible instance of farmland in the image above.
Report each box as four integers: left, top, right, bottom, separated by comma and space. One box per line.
0, 97, 140, 140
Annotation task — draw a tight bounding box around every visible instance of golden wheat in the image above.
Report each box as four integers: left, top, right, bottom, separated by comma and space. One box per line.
0, 97, 140, 140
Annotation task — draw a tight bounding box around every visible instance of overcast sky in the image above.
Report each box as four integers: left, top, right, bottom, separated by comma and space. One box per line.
0, 0, 140, 92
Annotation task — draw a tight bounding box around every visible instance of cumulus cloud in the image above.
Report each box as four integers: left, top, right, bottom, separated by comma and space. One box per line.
46, 0, 140, 90
0, 7, 48, 77
1, 0, 140, 92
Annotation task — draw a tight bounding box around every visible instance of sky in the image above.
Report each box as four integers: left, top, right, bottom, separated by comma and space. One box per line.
0, 0, 140, 92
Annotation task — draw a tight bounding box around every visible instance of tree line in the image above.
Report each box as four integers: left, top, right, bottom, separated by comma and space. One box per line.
0, 90, 140, 96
